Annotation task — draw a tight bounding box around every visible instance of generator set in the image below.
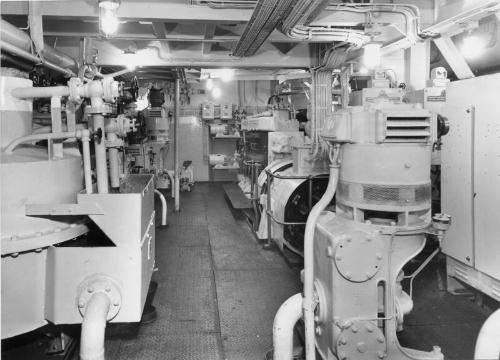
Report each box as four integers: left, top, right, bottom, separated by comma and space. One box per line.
272, 95, 451, 360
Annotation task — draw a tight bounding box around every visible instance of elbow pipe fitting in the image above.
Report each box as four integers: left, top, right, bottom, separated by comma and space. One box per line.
474, 308, 500, 360
77, 275, 122, 360
273, 293, 303, 360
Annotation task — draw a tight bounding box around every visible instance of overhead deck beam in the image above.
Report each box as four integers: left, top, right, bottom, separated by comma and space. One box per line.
1, 1, 253, 22
433, 37, 474, 79
202, 24, 216, 55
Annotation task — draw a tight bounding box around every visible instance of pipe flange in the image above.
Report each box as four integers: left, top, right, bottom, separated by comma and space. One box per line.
68, 77, 83, 103
102, 77, 119, 103
77, 275, 122, 321
336, 320, 386, 360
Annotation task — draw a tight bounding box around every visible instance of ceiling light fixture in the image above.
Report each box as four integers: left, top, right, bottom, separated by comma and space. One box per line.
219, 68, 235, 82
461, 32, 487, 60
99, 0, 120, 37
206, 78, 214, 90
212, 87, 221, 99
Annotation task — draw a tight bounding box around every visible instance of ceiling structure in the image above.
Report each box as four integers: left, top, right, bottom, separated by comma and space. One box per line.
1, 0, 500, 82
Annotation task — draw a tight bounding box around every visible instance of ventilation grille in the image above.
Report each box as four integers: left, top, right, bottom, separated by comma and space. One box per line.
385, 116, 431, 143
337, 181, 431, 207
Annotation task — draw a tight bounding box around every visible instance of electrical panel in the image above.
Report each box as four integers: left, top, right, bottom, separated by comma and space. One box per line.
220, 103, 233, 120
201, 102, 215, 120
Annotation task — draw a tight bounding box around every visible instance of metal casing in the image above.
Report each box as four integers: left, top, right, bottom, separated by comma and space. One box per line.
441, 74, 500, 284
44, 175, 156, 324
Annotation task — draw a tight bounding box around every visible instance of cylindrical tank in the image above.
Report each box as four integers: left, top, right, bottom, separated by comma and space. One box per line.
1, 72, 86, 338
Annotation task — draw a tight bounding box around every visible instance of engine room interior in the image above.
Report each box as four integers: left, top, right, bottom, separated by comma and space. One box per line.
1, 1, 500, 360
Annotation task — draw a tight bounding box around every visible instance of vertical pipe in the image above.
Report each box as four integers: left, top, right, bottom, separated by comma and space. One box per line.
273, 293, 303, 360
107, 132, 120, 189
266, 170, 272, 247
154, 189, 168, 226
79, 292, 110, 360
92, 109, 109, 194
303, 165, 339, 360
82, 130, 93, 194
50, 96, 63, 159
174, 78, 180, 212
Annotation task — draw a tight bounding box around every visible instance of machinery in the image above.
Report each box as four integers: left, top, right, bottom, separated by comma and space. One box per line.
125, 87, 172, 190
272, 92, 451, 360
1, 70, 157, 359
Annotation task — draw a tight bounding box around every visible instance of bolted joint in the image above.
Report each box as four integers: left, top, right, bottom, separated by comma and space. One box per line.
76, 274, 122, 321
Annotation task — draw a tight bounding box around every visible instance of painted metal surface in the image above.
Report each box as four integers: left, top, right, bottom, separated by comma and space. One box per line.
45, 174, 156, 324
442, 74, 500, 284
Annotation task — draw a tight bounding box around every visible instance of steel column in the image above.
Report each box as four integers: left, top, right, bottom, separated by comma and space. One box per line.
174, 77, 180, 212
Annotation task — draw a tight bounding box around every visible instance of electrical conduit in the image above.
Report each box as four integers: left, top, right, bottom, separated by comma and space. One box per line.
79, 292, 111, 360
273, 293, 303, 360
303, 164, 339, 360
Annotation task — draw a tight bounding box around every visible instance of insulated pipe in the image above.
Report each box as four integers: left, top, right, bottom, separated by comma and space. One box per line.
0, 40, 76, 78
0, 19, 32, 51
474, 308, 500, 360
93, 112, 109, 194
303, 164, 340, 360
1, 18, 77, 71
154, 189, 168, 226
107, 132, 120, 189
79, 292, 111, 360
273, 293, 303, 360
81, 130, 93, 194
5, 130, 84, 154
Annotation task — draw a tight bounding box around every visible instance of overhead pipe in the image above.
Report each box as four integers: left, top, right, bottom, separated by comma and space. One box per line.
303, 160, 340, 360
154, 189, 168, 226
79, 292, 110, 360
273, 293, 303, 360
0, 40, 76, 78
474, 308, 500, 360
0, 19, 77, 77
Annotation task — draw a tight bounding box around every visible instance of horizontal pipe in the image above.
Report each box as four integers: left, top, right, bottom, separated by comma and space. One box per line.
5, 130, 84, 154
11, 85, 70, 99
0, 40, 76, 78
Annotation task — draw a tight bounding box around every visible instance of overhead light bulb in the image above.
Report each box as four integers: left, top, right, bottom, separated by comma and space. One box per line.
206, 78, 214, 90
461, 34, 487, 59
212, 87, 221, 99
219, 68, 234, 82
100, 8, 119, 36
363, 43, 382, 69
